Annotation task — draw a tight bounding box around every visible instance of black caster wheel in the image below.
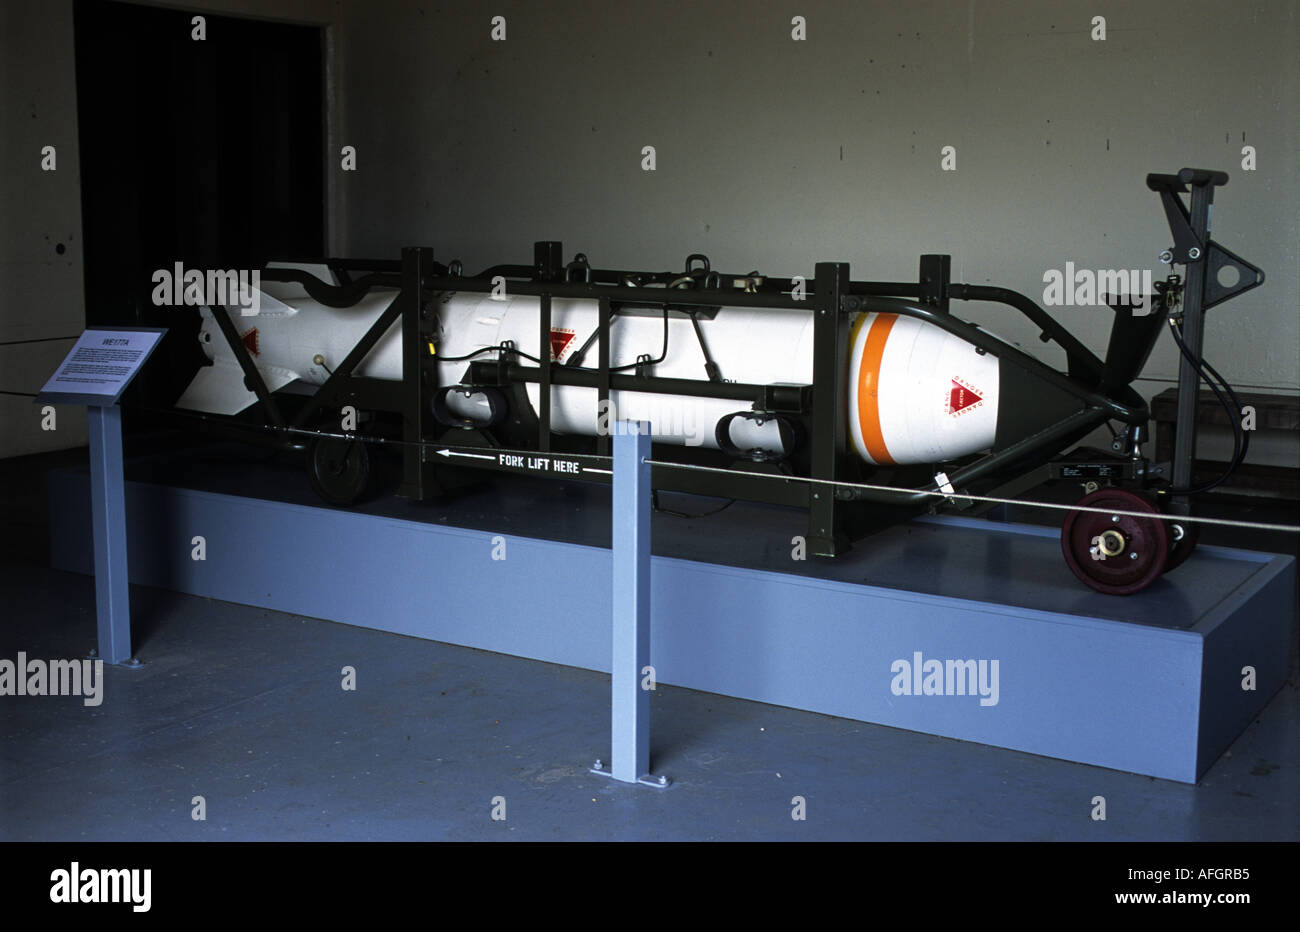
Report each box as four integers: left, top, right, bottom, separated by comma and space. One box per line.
1163, 517, 1200, 573
308, 437, 372, 506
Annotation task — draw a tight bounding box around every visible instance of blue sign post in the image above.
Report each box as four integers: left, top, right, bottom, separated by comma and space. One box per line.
37, 327, 165, 666
86, 405, 133, 665
592, 422, 668, 789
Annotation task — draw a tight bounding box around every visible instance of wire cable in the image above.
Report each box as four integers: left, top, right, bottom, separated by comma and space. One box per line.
651, 490, 736, 518
116, 405, 1300, 535
642, 458, 1299, 534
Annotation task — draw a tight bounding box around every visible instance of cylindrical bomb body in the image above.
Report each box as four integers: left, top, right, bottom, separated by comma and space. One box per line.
191, 284, 1002, 465
434, 293, 816, 450
194, 289, 404, 383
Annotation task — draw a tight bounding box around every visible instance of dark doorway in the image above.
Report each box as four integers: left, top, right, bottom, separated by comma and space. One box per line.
73, 0, 325, 407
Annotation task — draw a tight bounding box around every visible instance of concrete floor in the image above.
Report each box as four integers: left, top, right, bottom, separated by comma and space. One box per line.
1, 447, 1297, 841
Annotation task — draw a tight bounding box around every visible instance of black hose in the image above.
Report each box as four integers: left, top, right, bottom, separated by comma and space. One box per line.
608, 307, 670, 372
437, 306, 669, 372
1166, 318, 1248, 494
434, 345, 545, 364
1193, 351, 1251, 472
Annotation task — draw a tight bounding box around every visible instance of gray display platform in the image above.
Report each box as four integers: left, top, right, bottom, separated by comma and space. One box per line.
47, 451, 1296, 783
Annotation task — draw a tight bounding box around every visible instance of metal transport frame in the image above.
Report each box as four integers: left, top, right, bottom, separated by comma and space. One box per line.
184, 168, 1263, 589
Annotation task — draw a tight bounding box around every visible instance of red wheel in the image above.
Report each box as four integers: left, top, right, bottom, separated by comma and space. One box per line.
1061, 488, 1170, 595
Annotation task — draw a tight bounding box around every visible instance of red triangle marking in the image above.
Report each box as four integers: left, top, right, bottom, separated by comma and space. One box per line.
549, 328, 576, 362
241, 327, 260, 357
949, 379, 981, 414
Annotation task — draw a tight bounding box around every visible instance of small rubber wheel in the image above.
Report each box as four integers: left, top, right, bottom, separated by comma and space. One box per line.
1163, 518, 1201, 573
308, 437, 371, 506
1061, 488, 1169, 595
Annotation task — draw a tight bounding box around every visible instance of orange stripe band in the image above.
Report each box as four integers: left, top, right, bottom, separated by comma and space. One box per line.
857, 313, 896, 464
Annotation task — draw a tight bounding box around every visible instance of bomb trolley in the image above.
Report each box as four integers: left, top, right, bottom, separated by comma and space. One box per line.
188, 168, 1262, 594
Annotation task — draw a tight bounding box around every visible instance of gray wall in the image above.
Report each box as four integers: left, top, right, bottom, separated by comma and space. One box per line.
0, 0, 344, 458
339, 0, 1298, 460
0, 1, 87, 456
3, 0, 1296, 464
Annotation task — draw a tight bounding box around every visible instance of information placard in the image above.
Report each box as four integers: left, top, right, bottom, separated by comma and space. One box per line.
35, 327, 167, 406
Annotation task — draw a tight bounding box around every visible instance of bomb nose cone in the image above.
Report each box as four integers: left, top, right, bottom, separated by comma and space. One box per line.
847, 311, 1000, 465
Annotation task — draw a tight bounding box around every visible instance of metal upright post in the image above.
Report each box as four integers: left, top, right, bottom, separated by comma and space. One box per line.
1170, 183, 1214, 513
809, 262, 851, 555
538, 293, 552, 452
592, 421, 668, 788
595, 297, 612, 456
399, 246, 433, 499
1144, 169, 1261, 515
87, 404, 134, 665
